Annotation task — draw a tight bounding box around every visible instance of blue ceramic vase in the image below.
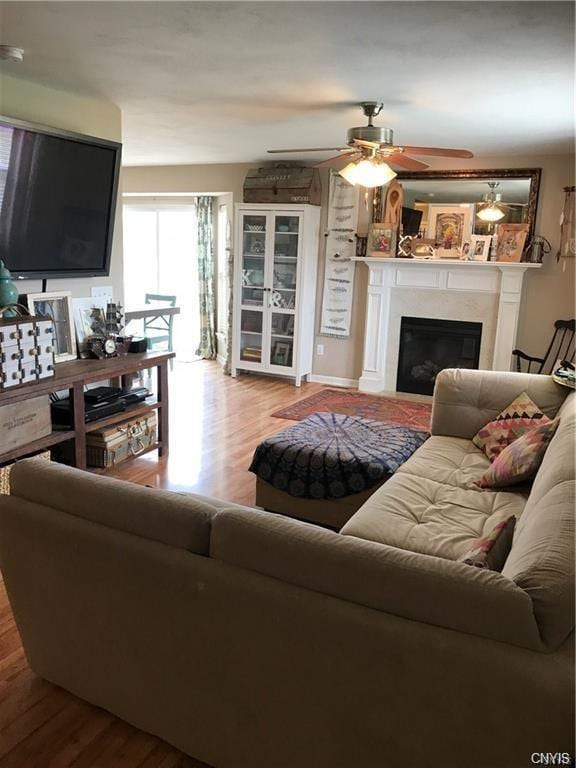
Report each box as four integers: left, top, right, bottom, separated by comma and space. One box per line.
0, 261, 19, 318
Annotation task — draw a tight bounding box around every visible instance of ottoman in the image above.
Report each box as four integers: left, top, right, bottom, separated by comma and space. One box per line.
250, 411, 428, 528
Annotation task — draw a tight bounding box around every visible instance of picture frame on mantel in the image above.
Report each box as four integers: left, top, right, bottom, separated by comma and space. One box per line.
496, 223, 529, 262
368, 223, 397, 257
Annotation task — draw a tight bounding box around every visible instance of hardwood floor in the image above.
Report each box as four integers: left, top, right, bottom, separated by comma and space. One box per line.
0, 362, 326, 767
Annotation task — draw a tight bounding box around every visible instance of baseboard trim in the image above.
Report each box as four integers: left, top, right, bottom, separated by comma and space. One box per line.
308, 374, 359, 389
216, 354, 227, 367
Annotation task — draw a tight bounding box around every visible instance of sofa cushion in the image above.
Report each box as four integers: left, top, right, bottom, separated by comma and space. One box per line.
9, 459, 220, 555
431, 369, 568, 440
210, 508, 542, 650
501, 393, 575, 649
477, 419, 559, 489
459, 516, 516, 571
395, 435, 491, 488
341, 471, 526, 561
472, 391, 552, 462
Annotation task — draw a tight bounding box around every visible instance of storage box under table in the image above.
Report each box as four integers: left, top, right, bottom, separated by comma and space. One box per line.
86, 412, 157, 468
0, 395, 52, 455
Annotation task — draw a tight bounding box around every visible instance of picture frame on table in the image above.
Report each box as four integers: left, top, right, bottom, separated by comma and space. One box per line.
468, 235, 492, 262
496, 223, 529, 262
25, 291, 77, 362
426, 204, 474, 250
72, 297, 108, 358
367, 223, 397, 258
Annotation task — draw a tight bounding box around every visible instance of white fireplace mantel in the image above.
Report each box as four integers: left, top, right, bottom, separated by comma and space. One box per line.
351, 257, 541, 394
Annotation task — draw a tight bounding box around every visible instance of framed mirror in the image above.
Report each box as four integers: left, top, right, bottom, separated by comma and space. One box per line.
374, 168, 541, 247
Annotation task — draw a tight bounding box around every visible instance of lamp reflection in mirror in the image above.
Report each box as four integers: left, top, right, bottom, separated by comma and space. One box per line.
477, 204, 506, 222
339, 159, 397, 188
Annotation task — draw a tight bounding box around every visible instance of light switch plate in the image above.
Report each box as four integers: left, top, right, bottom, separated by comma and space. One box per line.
91, 286, 114, 301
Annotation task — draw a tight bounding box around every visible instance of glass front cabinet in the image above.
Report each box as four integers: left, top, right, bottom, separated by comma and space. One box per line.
232, 204, 321, 386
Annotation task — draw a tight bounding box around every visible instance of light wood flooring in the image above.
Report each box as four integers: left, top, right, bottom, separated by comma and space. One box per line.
0, 362, 327, 767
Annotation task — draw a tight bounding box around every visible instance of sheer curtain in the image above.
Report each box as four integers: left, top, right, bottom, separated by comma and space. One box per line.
195, 196, 217, 359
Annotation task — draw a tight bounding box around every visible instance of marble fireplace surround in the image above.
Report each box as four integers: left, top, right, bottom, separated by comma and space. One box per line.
351, 258, 541, 394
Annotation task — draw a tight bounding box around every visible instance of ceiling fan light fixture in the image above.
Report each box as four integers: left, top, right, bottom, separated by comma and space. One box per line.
477, 204, 506, 222
339, 159, 396, 188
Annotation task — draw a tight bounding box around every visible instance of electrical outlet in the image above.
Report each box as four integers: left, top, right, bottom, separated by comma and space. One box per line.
316, 344, 325, 356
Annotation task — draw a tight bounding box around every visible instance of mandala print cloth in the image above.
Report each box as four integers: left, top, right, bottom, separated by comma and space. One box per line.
249, 411, 428, 500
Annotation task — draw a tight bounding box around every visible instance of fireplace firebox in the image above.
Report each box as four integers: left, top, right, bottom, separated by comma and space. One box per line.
397, 317, 482, 396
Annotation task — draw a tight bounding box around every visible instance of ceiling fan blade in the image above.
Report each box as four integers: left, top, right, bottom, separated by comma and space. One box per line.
398, 146, 474, 158
267, 147, 350, 154
387, 153, 430, 171
315, 152, 360, 167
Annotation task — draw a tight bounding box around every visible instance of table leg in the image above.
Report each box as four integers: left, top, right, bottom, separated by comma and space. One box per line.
71, 383, 87, 469
157, 361, 169, 458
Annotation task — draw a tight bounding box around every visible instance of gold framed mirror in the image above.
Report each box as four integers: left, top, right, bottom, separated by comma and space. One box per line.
374, 168, 541, 244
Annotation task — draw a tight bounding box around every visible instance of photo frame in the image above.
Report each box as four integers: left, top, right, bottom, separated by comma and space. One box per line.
272, 340, 292, 366
368, 223, 397, 258
411, 238, 436, 259
468, 234, 492, 262
26, 291, 77, 362
72, 297, 108, 358
426, 204, 474, 250
496, 223, 529, 262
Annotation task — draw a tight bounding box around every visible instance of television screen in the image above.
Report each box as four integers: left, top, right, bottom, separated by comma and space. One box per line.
0, 117, 121, 279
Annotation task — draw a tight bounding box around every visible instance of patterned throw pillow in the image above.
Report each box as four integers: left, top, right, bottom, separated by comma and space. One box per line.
476, 420, 559, 489
472, 392, 551, 462
460, 517, 516, 571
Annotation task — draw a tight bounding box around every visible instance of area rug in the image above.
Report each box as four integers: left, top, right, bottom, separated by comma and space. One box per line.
272, 389, 432, 431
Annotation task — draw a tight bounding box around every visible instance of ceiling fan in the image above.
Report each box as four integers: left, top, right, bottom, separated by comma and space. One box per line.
267, 102, 474, 187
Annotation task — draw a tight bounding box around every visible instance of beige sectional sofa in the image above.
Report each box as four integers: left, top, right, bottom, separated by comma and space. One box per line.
0, 369, 573, 768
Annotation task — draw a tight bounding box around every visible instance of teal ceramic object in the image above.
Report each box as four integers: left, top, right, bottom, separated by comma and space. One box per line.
0, 261, 19, 318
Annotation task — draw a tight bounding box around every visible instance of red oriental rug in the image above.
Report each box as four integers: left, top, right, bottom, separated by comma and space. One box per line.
272, 389, 432, 431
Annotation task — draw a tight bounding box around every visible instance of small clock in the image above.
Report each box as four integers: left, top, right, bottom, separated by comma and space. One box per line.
87, 334, 118, 359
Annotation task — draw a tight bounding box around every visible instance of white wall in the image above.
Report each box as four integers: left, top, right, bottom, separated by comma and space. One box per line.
0, 73, 124, 301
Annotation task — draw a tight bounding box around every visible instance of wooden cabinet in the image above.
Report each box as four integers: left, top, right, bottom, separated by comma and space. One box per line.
231, 204, 320, 386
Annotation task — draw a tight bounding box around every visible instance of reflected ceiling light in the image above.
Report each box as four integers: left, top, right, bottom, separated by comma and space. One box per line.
476, 181, 505, 222
339, 158, 397, 188
477, 205, 506, 222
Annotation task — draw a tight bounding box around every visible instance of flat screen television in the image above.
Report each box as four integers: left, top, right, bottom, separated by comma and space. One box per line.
0, 115, 121, 279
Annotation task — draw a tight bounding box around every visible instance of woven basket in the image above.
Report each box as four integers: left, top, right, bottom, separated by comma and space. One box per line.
0, 451, 51, 495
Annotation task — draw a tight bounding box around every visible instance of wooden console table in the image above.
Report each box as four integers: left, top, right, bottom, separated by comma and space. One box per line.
0, 351, 174, 470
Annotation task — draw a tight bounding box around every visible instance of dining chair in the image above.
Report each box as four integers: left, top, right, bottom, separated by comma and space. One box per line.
144, 293, 177, 368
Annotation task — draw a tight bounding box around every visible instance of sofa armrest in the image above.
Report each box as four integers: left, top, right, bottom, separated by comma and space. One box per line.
211, 508, 544, 651
431, 368, 568, 439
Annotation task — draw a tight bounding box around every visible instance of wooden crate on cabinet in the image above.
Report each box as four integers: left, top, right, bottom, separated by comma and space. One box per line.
231, 203, 321, 387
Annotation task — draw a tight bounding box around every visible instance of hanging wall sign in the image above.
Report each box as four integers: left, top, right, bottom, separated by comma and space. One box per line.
319, 172, 359, 338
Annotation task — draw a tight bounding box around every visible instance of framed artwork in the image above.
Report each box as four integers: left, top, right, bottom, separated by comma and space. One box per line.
368, 223, 397, 258
469, 235, 492, 262
496, 223, 529, 262
426, 205, 474, 250
72, 297, 108, 358
26, 291, 77, 362
272, 340, 292, 366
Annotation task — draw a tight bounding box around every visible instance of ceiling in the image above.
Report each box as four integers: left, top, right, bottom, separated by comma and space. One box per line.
0, 1, 574, 166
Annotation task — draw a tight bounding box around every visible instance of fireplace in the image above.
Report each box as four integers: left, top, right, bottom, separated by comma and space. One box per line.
397, 317, 482, 395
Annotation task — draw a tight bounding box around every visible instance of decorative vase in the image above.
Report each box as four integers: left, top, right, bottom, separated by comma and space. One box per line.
0, 261, 19, 318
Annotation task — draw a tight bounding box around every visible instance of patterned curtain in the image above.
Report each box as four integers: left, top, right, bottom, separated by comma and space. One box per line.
195, 196, 217, 359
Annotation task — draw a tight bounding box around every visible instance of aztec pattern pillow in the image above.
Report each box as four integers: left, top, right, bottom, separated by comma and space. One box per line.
460, 516, 516, 571
472, 392, 551, 462
476, 419, 558, 489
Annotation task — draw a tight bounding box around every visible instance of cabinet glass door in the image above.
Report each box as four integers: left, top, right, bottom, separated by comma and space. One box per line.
241, 214, 267, 308
271, 215, 299, 311
270, 311, 294, 368
240, 309, 263, 364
